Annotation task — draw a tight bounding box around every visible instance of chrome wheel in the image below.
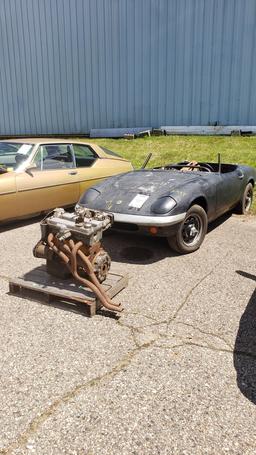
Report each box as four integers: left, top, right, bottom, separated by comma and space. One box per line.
182, 214, 202, 246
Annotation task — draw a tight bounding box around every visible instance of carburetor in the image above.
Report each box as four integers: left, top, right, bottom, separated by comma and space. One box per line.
33, 207, 123, 313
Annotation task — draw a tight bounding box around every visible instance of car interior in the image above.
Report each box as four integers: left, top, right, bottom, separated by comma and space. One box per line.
154, 161, 238, 173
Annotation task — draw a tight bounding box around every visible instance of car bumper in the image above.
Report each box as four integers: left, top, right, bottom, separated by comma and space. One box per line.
112, 212, 186, 226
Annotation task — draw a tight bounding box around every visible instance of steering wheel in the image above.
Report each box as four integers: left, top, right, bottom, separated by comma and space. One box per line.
199, 162, 214, 172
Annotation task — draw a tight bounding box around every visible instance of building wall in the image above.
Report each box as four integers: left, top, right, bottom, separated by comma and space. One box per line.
0, 0, 255, 135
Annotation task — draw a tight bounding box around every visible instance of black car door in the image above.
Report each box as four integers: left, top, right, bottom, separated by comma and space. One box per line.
216, 168, 244, 214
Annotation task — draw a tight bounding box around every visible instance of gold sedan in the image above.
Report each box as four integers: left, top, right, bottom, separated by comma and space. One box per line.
0, 138, 133, 223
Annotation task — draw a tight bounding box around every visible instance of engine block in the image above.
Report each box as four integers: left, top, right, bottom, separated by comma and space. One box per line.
34, 207, 113, 283
33, 206, 122, 313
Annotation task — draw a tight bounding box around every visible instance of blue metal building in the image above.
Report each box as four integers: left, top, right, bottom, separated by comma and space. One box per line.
0, 0, 255, 135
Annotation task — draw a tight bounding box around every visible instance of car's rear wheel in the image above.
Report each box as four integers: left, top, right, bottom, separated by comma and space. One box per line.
167, 205, 208, 254
234, 182, 253, 215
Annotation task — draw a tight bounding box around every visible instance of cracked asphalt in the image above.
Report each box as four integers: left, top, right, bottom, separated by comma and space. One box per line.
0, 213, 256, 455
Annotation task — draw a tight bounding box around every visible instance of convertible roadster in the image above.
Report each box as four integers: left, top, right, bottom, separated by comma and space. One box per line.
0, 139, 132, 223
77, 159, 256, 254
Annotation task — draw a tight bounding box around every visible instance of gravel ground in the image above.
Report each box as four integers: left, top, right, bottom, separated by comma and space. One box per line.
0, 214, 255, 455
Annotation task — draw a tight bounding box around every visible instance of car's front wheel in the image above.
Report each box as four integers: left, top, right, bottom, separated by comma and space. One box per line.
167, 205, 208, 254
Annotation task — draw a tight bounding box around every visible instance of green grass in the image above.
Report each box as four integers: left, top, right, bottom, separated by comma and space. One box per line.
85, 135, 256, 214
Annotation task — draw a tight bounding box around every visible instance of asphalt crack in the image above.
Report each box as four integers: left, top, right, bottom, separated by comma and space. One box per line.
158, 341, 256, 361
167, 268, 216, 326
124, 311, 159, 323
154, 341, 234, 355
0, 337, 158, 454
175, 321, 234, 350
0, 251, 244, 453
120, 258, 225, 334
1, 316, 255, 454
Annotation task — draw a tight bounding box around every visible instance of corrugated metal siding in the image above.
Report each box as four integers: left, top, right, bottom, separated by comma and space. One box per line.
0, 0, 255, 135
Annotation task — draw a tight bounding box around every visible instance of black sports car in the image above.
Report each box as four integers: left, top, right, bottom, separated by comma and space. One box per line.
76, 160, 255, 254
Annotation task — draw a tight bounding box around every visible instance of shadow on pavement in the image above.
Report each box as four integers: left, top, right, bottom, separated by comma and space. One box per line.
10, 292, 120, 320
1, 209, 233, 265
207, 211, 232, 234
234, 271, 256, 404
0, 207, 75, 233
102, 230, 178, 265
0, 215, 42, 233
102, 211, 233, 265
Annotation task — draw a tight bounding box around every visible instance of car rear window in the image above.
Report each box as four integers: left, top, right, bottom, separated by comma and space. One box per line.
100, 147, 122, 158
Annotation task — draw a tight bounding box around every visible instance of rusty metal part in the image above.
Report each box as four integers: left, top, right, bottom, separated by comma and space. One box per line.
33, 207, 123, 313
68, 239, 122, 312
46, 255, 71, 279
47, 233, 70, 264
47, 233, 123, 313
34, 225, 110, 283
91, 250, 111, 283
33, 240, 53, 260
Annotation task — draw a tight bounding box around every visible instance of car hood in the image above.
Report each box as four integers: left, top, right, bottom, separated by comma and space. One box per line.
80, 169, 204, 215
108, 169, 199, 192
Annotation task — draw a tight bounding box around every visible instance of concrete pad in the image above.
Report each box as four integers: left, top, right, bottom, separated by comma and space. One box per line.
0, 214, 255, 454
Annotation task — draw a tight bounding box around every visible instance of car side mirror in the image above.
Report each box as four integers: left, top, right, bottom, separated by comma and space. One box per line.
25, 163, 37, 174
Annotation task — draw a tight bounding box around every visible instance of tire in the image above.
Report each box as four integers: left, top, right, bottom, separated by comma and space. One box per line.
234, 183, 253, 215
167, 204, 208, 254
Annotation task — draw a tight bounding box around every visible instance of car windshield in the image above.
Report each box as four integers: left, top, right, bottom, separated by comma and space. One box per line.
0, 142, 34, 171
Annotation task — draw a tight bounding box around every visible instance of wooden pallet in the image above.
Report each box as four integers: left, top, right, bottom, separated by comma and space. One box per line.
9, 265, 128, 317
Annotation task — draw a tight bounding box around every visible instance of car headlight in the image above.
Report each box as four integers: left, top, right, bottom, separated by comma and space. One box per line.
151, 196, 176, 214
78, 188, 101, 206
